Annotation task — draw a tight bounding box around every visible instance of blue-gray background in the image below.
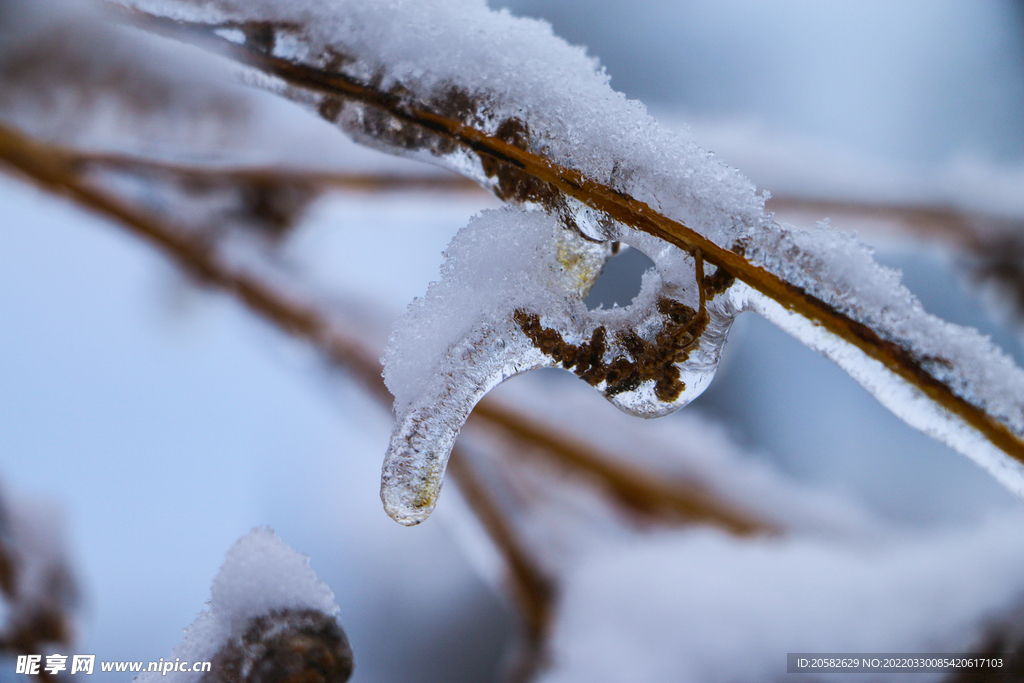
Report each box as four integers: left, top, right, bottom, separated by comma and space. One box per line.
2, 1, 1024, 681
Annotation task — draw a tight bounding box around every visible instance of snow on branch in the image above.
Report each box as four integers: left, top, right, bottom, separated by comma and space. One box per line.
138, 528, 353, 683
110, 0, 1024, 525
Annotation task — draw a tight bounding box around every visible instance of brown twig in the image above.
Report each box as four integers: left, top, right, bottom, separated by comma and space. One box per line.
71, 150, 484, 194
125, 13, 1024, 472
471, 402, 774, 536
0, 122, 387, 399
445, 448, 553, 682
767, 195, 983, 248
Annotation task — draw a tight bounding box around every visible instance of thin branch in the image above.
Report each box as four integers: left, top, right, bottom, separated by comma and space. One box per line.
471, 401, 774, 536
767, 195, 984, 248
71, 150, 483, 194
0, 122, 387, 399
117, 10, 1024, 474
445, 448, 553, 682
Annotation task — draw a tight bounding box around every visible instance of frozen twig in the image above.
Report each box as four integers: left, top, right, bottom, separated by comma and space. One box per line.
243, 35, 1024, 470
110, 5, 1024, 524
139, 529, 353, 683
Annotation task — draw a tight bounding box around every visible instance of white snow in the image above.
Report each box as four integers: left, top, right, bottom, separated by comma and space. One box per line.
134, 527, 339, 683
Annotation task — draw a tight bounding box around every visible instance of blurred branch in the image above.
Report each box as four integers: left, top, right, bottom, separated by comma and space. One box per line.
446, 449, 553, 683
472, 402, 775, 536
72, 150, 483, 194
120, 8, 1024, 477
0, 122, 774, 676
0, 491, 75, 683
0, 121, 385, 395
766, 195, 1024, 249
767, 196, 981, 247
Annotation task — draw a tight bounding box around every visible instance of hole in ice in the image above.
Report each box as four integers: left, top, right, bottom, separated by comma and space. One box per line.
584, 245, 655, 310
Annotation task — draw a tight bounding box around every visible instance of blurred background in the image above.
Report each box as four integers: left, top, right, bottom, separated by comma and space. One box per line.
2, 1, 1024, 681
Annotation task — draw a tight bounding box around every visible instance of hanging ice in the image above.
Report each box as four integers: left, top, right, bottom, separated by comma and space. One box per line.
381, 206, 743, 525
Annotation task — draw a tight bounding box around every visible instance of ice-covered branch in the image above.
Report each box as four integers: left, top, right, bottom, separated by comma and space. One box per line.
0, 123, 764, 535
137, 529, 353, 683
768, 194, 1024, 327
116, 0, 1024, 524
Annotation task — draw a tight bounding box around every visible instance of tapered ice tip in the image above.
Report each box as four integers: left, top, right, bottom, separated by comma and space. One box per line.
380, 440, 448, 526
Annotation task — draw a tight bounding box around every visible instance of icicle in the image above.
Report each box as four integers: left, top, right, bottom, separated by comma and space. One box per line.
380, 207, 743, 524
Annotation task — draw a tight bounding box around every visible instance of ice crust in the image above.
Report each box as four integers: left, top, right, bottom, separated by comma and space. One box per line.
130, 0, 1024, 520
136, 527, 339, 683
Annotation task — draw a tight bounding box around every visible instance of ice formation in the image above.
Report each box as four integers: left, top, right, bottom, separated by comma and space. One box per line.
381, 206, 741, 523
124, 0, 1024, 523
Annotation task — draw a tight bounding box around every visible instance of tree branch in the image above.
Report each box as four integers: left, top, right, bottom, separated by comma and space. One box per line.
471, 402, 775, 536
114, 10, 1024, 476
70, 150, 483, 194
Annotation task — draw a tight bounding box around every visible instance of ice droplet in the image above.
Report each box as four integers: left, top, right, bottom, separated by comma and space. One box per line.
381, 206, 742, 524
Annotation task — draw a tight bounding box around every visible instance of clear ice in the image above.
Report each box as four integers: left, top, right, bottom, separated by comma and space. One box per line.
381, 207, 744, 525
